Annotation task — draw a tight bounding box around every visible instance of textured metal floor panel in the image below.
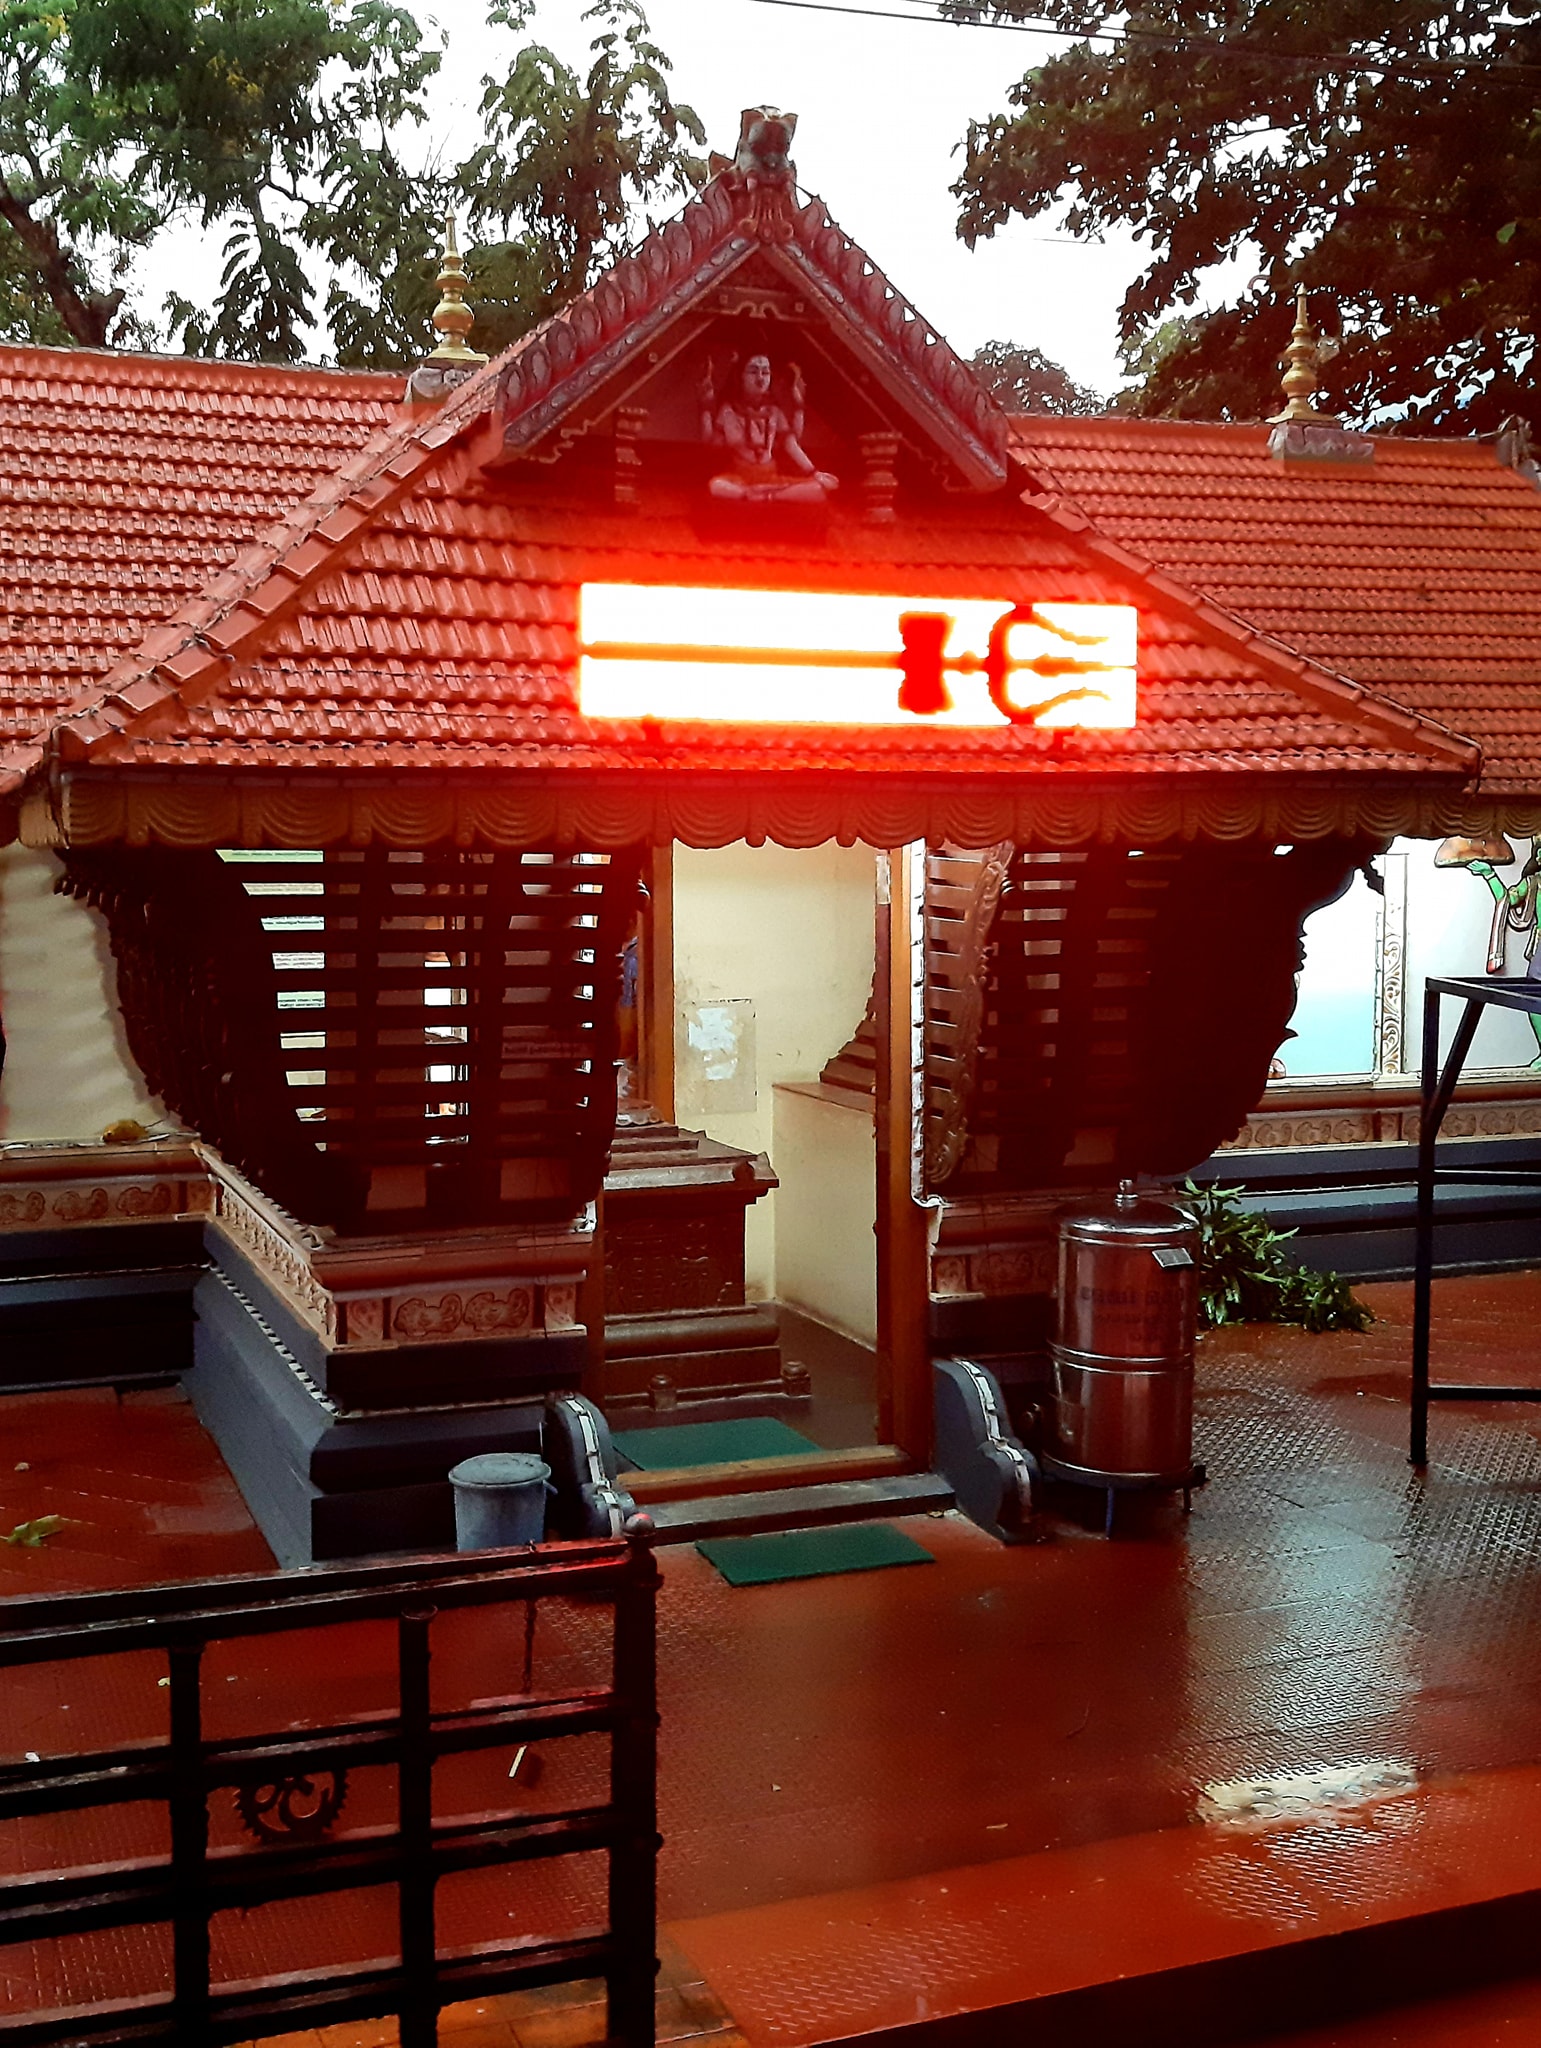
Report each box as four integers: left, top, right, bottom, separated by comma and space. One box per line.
670, 1760, 1541, 2046
15, 1274, 1541, 2040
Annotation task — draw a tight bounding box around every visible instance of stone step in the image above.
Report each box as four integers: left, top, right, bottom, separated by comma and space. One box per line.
647, 1470, 953, 1544
669, 1759, 1541, 2048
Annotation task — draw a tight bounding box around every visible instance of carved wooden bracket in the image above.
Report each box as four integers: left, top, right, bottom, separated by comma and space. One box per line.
858, 430, 901, 524
613, 404, 648, 510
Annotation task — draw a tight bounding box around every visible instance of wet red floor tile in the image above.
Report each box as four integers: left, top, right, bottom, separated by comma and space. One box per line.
0, 1384, 274, 1595
1255, 1977, 1541, 2045
15, 1275, 1541, 2040
241, 1936, 746, 2047
669, 1761, 1541, 2045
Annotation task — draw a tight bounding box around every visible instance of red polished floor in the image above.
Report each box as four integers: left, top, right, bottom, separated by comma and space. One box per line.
1263, 1980, 1541, 2046
10, 1273, 1541, 2042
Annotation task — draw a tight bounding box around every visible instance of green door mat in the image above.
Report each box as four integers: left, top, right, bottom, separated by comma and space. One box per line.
697, 1522, 935, 1586
611, 1417, 814, 1471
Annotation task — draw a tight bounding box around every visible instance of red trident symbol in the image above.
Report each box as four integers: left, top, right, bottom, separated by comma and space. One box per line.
897, 604, 1121, 724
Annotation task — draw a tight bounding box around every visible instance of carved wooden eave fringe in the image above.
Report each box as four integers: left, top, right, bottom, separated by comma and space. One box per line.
16, 770, 1512, 855
926, 843, 1013, 1184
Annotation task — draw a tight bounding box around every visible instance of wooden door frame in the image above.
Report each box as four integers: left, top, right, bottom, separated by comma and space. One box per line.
609, 837, 935, 1501
874, 842, 933, 1466
638, 844, 675, 1120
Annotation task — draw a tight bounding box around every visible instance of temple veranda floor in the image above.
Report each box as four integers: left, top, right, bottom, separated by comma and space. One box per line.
10, 1274, 1541, 2043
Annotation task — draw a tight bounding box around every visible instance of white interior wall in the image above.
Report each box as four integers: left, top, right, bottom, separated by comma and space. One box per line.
671, 841, 876, 1300
772, 1083, 877, 1343
1281, 870, 1379, 1078
0, 845, 165, 1142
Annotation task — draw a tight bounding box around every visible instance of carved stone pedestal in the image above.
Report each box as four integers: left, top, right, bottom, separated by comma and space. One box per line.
0, 1139, 211, 1391
188, 1157, 592, 1565
603, 1113, 793, 1407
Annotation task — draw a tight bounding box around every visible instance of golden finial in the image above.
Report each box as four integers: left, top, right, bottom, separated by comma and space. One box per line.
426, 211, 487, 367
1269, 285, 1337, 424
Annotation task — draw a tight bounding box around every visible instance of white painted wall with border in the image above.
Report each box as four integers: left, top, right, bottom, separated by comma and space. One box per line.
671, 841, 876, 1306
0, 845, 165, 1143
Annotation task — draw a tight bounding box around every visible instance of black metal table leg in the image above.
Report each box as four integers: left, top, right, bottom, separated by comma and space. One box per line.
1411, 991, 1484, 1466
1411, 985, 1441, 1467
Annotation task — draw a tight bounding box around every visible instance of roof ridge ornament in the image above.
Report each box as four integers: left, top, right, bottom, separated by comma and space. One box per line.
484, 122, 1007, 485
1497, 414, 1541, 489
710, 106, 800, 245
1267, 285, 1374, 464
1269, 286, 1338, 425
408, 211, 489, 406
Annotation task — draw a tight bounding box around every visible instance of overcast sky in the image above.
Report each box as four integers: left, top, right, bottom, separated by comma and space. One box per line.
128, 0, 1153, 392
412, 0, 1149, 397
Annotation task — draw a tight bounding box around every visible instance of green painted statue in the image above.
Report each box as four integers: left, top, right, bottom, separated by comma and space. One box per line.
1457, 836, 1541, 1065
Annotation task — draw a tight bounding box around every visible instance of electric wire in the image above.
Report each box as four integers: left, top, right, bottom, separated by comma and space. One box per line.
745, 0, 1541, 84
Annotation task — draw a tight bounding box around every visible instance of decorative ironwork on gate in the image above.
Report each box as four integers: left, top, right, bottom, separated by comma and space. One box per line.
0, 1530, 659, 2047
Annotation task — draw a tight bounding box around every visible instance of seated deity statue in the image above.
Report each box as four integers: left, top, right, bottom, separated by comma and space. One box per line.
701, 353, 838, 504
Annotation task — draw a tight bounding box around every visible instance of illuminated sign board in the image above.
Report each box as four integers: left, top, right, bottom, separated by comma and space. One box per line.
578, 585, 1136, 729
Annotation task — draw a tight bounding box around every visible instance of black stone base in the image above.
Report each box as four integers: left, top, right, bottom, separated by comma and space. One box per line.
0, 1221, 203, 1391
187, 1240, 587, 1568
929, 1138, 1541, 1364
1190, 1134, 1541, 1281
929, 1291, 1052, 1360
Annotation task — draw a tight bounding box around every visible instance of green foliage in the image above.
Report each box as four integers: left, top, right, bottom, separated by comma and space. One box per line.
970, 338, 1103, 414
0, 223, 72, 344
0, 0, 704, 367
0, 0, 442, 357
2, 1514, 68, 1547
458, 0, 705, 348
950, 1, 1541, 432
1180, 1180, 1374, 1334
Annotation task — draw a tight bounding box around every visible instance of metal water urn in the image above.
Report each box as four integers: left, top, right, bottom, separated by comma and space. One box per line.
1051, 1181, 1198, 1484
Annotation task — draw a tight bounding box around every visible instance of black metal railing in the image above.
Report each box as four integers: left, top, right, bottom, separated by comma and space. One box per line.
0, 1527, 659, 2046
1410, 976, 1541, 1464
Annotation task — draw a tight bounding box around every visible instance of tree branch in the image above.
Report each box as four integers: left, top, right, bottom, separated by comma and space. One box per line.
0, 181, 120, 347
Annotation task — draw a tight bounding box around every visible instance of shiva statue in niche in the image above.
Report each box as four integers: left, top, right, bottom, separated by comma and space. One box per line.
1437, 833, 1541, 1067
700, 352, 839, 504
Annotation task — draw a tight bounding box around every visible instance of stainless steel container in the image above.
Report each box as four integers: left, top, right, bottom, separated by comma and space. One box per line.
1051, 1183, 1198, 1483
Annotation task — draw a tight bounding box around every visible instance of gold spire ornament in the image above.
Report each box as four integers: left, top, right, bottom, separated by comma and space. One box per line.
1269, 286, 1338, 424
426, 212, 487, 367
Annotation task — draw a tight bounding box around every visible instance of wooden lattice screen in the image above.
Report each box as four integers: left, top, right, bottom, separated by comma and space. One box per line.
64, 845, 643, 1236
924, 838, 1370, 1191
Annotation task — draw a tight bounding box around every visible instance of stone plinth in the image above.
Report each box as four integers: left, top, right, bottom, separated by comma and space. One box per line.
602, 1112, 787, 1405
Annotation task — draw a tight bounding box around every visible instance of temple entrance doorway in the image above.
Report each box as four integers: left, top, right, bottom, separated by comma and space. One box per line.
596, 840, 885, 1473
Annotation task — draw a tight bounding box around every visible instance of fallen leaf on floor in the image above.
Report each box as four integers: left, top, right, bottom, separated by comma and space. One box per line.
2, 1516, 68, 1548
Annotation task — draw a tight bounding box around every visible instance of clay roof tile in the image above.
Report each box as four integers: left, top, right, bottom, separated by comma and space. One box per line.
1010, 413, 1541, 795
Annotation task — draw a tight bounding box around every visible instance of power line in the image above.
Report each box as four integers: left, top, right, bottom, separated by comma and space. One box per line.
747, 0, 1113, 36
745, 0, 1541, 84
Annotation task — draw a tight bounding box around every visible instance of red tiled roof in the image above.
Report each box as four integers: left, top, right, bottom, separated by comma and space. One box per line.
0, 345, 402, 756
0, 186, 1486, 844
1009, 416, 1541, 799
23, 306, 1471, 804
46, 414, 1470, 785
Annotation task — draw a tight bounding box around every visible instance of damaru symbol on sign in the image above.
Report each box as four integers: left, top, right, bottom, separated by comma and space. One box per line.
577, 586, 1137, 729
